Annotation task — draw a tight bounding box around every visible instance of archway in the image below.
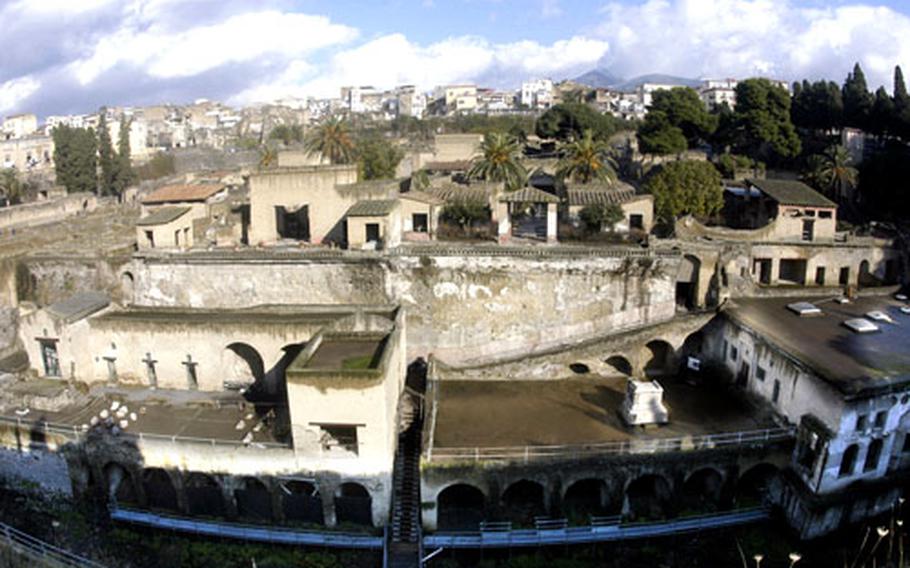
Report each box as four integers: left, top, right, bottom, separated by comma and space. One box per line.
185, 472, 225, 518
437, 484, 486, 531
104, 463, 137, 506
680, 468, 724, 514
142, 468, 178, 512
569, 363, 591, 375
681, 332, 704, 357
224, 343, 265, 390
736, 464, 780, 507
605, 356, 633, 376
334, 482, 372, 527
563, 479, 616, 521
234, 477, 273, 521
501, 480, 546, 526
120, 272, 135, 306
625, 474, 673, 521
281, 480, 324, 525
245, 342, 306, 444
644, 340, 674, 378
676, 255, 701, 309
859, 260, 875, 287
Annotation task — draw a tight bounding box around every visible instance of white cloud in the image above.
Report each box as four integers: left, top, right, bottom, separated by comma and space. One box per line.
69, 10, 358, 84
594, 0, 910, 89
0, 76, 41, 114
235, 33, 609, 103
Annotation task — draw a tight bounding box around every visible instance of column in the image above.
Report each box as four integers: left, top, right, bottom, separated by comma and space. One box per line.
546, 203, 557, 244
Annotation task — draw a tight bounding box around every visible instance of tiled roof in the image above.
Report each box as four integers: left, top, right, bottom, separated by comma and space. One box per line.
427, 185, 491, 205
346, 199, 399, 217
424, 160, 472, 172
136, 206, 191, 226
567, 185, 637, 207
399, 190, 444, 205
142, 183, 225, 204
747, 178, 836, 208
47, 291, 110, 323
498, 187, 560, 203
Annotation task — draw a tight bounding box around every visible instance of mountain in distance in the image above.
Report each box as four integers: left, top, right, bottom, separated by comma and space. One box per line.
571, 69, 701, 92
612, 73, 702, 91
572, 68, 623, 88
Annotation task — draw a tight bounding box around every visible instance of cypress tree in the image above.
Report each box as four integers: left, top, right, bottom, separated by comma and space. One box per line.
114, 116, 135, 195
97, 110, 117, 196
842, 63, 874, 130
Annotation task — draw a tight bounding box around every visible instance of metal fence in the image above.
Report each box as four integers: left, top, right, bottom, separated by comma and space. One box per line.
0, 521, 105, 568
110, 507, 382, 549
0, 415, 290, 451
425, 507, 771, 549
426, 427, 795, 463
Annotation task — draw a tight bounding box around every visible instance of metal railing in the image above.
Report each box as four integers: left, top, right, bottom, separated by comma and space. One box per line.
424, 507, 771, 549
0, 415, 290, 451
0, 521, 106, 568
426, 427, 795, 463
110, 507, 382, 550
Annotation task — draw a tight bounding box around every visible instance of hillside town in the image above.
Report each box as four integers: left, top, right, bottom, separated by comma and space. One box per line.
0, 57, 907, 568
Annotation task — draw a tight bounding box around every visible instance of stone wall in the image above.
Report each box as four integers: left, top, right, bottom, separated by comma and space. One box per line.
128, 249, 680, 364
0, 193, 97, 231
0, 446, 71, 496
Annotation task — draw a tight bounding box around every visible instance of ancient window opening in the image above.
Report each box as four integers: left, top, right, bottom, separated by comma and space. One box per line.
144, 230, 154, 248
275, 205, 310, 241
772, 379, 780, 403
856, 414, 868, 432
365, 223, 380, 243
864, 439, 883, 472
819, 210, 832, 219
38, 339, 60, 377
316, 424, 359, 455
629, 214, 644, 231
874, 411, 887, 429
412, 213, 429, 233
756, 366, 766, 382
839, 444, 859, 477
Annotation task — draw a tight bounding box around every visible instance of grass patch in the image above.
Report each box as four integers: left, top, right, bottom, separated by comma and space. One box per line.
341, 355, 374, 370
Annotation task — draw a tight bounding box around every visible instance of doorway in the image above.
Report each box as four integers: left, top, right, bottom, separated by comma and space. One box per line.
365, 223, 380, 243
39, 340, 60, 377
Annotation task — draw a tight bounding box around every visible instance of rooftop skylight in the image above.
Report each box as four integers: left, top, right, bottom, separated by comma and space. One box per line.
844, 318, 880, 333
866, 311, 895, 324
787, 302, 822, 316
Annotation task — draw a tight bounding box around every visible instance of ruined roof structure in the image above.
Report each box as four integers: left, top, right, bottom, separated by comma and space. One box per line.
142, 183, 225, 204
566, 183, 639, 207
346, 199, 399, 217
724, 296, 910, 396
499, 186, 560, 203
46, 291, 110, 323
135, 206, 191, 226
746, 179, 837, 208
399, 190, 444, 205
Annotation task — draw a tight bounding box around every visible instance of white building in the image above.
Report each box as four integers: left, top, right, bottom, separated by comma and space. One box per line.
521, 79, 554, 109
699, 78, 738, 110
2, 114, 38, 139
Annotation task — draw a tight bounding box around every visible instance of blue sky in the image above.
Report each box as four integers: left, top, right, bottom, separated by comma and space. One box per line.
3, 0, 910, 117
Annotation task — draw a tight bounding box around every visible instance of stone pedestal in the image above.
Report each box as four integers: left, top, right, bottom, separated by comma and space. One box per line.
621, 379, 669, 426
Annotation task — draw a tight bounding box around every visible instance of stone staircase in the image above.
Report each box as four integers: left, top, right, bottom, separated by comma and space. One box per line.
387, 389, 423, 568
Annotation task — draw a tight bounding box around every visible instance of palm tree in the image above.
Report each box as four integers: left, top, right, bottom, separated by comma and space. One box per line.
304, 117, 355, 165
556, 130, 618, 185
258, 145, 279, 168
468, 132, 527, 191
805, 145, 858, 202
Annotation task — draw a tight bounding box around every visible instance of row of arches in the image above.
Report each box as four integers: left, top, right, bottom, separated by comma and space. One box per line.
571, 332, 705, 379
433, 463, 779, 530
102, 464, 375, 527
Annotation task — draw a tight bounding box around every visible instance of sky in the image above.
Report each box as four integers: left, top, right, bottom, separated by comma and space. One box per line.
4, 0, 910, 118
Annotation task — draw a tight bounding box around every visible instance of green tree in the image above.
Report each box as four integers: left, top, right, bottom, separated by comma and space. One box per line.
579, 203, 624, 232
535, 103, 618, 141
0, 168, 24, 204
134, 152, 175, 180
791, 80, 843, 131
439, 201, 489, 227
409, 169, 430, 191
468, 132, 527, 191
869, 87, 895, 137
355, 136, 404, 180
718, 78, 801, 163
646, 87, 717, 147
858, 140, 910, 218
804, 145, 858, 202
556, 130, 617, 184
893, 66, 910, 140
97, 111, 117, 196
269, 124, 304, 146
304, 117, 355, 164
644, 160, 723, 221
52, 125, 97, 194
637, 110, 688, 155
842, 63, 874, 130
114, 116, 136, 195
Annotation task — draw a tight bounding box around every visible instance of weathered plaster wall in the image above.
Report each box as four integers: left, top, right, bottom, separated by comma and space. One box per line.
0, 193, 97, 231
127, 250, 680, 364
